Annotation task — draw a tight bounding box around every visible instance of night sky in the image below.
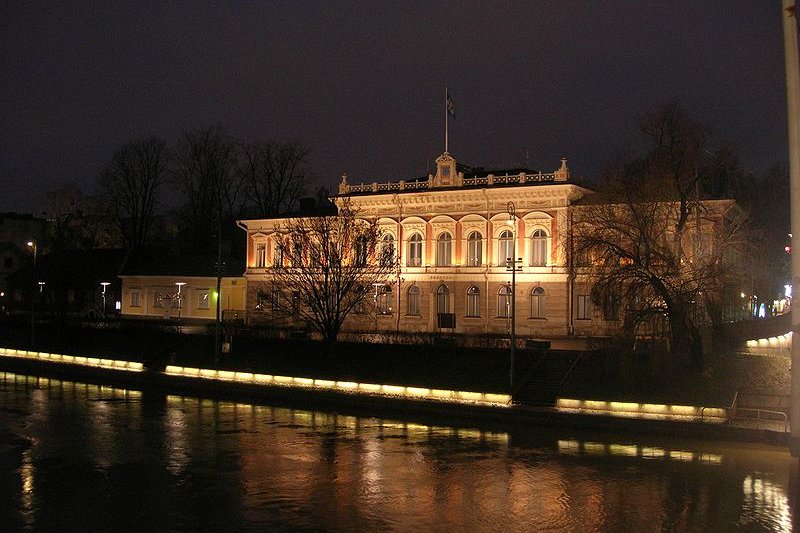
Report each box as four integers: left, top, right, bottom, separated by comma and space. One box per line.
1, 2, 790, 213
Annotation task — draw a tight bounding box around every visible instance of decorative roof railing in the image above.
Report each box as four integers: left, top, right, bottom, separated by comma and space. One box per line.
340, 170, 561, 195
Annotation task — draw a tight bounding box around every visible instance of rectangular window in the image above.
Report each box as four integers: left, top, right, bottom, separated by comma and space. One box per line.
130, 290, 141, 308
256, 243, 267, 268
153, 292, 163, 308
577, 294, 592, 320
467, 237, 482, 266
197, 290, 210, 310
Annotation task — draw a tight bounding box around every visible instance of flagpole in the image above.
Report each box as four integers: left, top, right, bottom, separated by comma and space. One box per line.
445, 85, 449, 153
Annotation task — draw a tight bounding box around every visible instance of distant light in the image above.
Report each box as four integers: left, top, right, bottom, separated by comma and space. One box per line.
740, 292, 746, 298
26, 241, 33, 247
786, 285, 792, 299
785, 246, 792, 254
115, 301, 121, 310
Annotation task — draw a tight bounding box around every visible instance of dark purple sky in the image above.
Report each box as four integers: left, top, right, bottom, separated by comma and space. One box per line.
1, 1, 790, 213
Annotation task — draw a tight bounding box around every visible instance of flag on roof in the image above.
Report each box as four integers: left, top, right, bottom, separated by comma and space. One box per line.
446, 89, 455, 118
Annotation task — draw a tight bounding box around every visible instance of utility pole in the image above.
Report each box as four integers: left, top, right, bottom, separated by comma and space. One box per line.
215, 214, 223, 364
782, 0, 800, 455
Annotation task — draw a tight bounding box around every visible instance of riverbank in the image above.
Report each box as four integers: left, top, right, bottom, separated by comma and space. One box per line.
0, 344, 789, 448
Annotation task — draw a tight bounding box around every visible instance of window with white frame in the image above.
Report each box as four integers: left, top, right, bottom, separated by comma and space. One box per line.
197, 290, 210, 310
577, 294, 592, 320
466, 286, 480, 317
292, 241, 303, 267
355, 236, 369, 267
436, 232, 452, 266
273, 239, 285, 268
130, 290, 141, 308
498, 285, 512, 317
436, 284, 450, 314
381, 234, 395, 266
499, 230, 514, 266
376, 284, 392, 314
530, 286, 546, 318
530, 229, 548, 266
407, 285, 420, 315
407, 233, 423, 267
255, 242, 267, 268
467, 231, 482, 266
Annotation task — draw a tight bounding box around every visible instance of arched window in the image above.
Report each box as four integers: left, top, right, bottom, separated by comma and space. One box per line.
407, 233, 423, 267
499, 230, 514, 266
436, 232, 452, 266
407, 285, 420, 315
355, 236, 369, 267
498, 285, 512, 318
376, 284, 392, 315
381, 234, 395, 266
466, 286, 480, 317
467, 231, 482, 266
530, 229, 548, 266
436, 284, 450, 314
530, 286, 546, 318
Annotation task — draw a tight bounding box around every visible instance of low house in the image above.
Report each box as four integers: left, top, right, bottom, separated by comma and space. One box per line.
119, 253, 246, 322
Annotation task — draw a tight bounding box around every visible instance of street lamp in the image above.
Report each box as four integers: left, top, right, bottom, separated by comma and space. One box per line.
100, 282, 111, 319
26, 240, 37, 347
175, 282, 186, 322
506, 202, 522, 397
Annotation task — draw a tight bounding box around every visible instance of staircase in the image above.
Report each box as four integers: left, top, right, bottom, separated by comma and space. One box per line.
512, 350, 583, 406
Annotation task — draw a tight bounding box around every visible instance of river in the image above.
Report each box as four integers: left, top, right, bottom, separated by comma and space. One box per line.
0, 371, 797, 532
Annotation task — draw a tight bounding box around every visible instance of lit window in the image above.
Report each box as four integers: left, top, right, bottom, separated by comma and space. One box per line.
436, 285, 450, 314
530, 286, 546, 318
466, 286, 480, 317
197, 290, 210, 310
436, 232, 452, 266
499, 230, 514, 266
153, 292, 163, 308
130, 290, 141, 308
355, 236, 369, 267
407, 285, 420, 315
376, 284, 392, 314
256, 243, 267, 268
467, 231, 482, 266
408, 233, 423, 267
530, 229, 548, 266
381, 234, 395, 266
498, 285, 512, 317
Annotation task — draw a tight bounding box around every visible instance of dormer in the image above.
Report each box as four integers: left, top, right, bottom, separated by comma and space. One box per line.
430, 152, 463, 188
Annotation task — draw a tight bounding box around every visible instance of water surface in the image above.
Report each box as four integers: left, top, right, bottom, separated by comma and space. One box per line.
0, 372, 797, 532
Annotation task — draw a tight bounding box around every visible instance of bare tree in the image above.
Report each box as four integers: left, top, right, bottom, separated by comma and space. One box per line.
173, 125, 243, 253
572, 104, 748, 368
258, 200, 395, 342
97, 136, 169, 250
241, 140, 309, 216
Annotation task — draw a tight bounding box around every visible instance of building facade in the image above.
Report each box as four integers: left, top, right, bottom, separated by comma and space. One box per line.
239, 153, 634, 340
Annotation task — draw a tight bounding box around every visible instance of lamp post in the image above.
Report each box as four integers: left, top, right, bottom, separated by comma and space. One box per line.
26, 240, 37, 347
506, 202, 522, 397
100, 282, 110, 319
175, 282, 186, 322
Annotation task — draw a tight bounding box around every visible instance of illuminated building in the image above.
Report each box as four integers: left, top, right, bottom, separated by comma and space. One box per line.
239, 152, 736, 340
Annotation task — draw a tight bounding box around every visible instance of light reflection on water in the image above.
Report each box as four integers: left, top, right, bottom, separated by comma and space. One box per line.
0, 372, 797, 532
